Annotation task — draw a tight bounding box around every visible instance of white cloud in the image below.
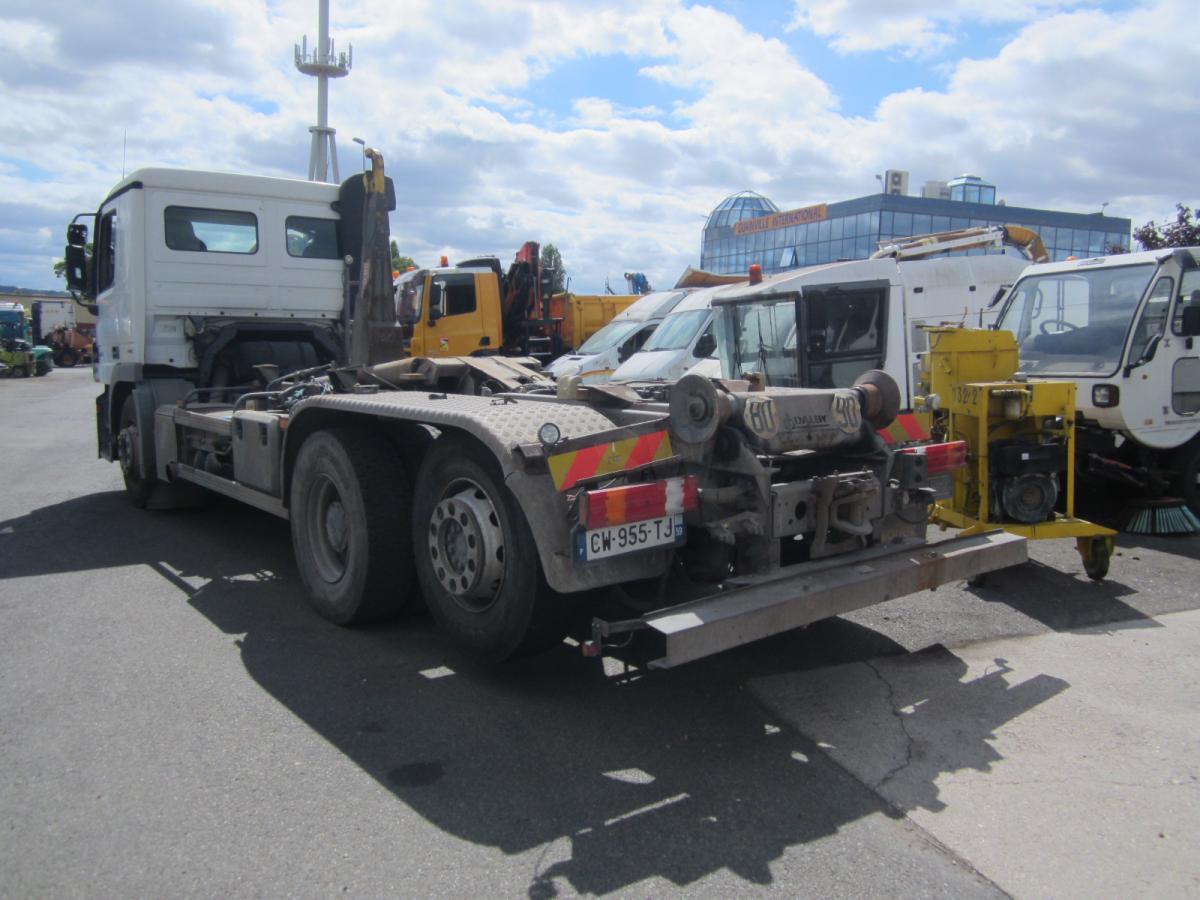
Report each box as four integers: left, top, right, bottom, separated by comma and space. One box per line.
868, 0, 1200, 222
0, 0, 1195, 294
788, 0, 1089, 56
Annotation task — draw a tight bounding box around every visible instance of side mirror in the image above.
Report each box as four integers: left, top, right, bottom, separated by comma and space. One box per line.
617, 338, 635, 363
64, 245, 89, 294
1181, 305, 1200, 337
67, 223, 88, 247
694, 332, 717, 358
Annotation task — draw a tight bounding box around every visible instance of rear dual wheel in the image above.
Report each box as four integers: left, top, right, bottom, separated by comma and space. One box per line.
412, 435, 573, 661
290, 428, 417, 625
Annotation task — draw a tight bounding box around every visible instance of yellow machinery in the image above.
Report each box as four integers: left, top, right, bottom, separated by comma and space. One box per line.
917, 326, 1116, 580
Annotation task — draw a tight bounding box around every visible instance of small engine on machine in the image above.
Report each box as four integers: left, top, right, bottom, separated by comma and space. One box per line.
988, 432, 1067, 525
916, 326, 1115, 580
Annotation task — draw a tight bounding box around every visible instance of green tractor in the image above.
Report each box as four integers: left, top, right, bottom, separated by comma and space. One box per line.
0, 303, 54, 376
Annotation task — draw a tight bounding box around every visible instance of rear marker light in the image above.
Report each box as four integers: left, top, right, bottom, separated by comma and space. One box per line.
580, 475, 699, 529
899, 440, 968, 475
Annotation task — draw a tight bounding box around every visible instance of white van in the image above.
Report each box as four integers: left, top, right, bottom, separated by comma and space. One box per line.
608, 286, 727, 383
544, 290, 689, 382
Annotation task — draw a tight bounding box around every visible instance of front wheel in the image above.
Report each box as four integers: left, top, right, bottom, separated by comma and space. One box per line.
289, 428, 416, 625
10, 365, 28, 378
412, 435, 573, 661
59, 348, 78, 368
118, 395, 154, 508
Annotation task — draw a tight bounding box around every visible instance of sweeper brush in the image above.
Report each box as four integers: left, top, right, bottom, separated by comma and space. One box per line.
1120, 498, 1200, 536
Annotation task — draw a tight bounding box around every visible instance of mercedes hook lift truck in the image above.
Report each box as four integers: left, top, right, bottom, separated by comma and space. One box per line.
62, 151, 1023, 667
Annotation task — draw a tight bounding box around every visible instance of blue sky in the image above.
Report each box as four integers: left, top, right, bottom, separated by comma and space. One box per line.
0, 0, 1191, 292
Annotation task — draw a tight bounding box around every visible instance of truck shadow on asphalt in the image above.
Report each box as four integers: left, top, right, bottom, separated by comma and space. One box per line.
0, 492, 1128, 894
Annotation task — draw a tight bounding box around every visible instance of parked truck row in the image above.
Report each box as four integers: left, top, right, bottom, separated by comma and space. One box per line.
61, 153, 1023, 667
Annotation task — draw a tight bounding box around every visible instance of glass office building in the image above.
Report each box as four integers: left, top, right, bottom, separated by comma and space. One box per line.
700, 176, 1132, 276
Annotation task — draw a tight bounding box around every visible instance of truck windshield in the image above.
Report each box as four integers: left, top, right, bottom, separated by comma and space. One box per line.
642, 309, 710, 351
998, 263, 1157, 375
715, 298, 799, 386
576, 320, 641, 354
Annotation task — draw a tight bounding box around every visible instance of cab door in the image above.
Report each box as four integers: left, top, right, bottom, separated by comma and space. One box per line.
1122, 266, 1200, 449
426, 272, 487, 356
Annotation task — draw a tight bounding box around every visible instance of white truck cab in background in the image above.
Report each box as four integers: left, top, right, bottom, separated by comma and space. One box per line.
709, 252, 1028, 406
994, 247, 1200, 513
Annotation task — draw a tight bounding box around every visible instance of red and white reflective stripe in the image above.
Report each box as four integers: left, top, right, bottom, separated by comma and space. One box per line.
581, 475, 699, 530
879, 413, 931, 445
898, 440, 967, 474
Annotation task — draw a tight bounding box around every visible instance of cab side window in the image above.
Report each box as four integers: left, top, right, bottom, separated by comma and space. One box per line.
1131, 277, 1172, 359
96, 210, 116, 293
286, 216, 338, 259
620, 323, 656, 362
165, 206, 258, 254
803, 290, 884, 388
1173, 271, 1200, 336
431, 273, 477, 318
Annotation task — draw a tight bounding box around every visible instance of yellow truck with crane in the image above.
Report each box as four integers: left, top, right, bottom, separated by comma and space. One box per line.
394, 248, 636, 363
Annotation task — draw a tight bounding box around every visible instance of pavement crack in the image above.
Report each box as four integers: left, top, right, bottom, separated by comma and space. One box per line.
863, 659, 915, 792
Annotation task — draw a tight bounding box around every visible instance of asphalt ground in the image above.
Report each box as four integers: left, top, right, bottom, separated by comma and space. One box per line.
2, 367, 1198, 897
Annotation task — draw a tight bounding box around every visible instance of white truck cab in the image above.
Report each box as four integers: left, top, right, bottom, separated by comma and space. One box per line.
994, 247, 1200, 511
62, 166, 391, 491
709, 253, 1027, 405
86, 168, 345, 386
544, 290, 689, 382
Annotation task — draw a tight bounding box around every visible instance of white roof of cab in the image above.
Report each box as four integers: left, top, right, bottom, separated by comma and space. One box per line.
1015, 247, 1198, 278
107, 168, 341, 205
711, 258, 899, 305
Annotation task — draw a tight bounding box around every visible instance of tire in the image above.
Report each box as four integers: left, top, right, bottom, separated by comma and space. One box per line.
11, 365, 28, 378
1080, 537, 1111, 581
118, 395, 154, 508
289, 428, 416, 625
412, 434, 572, 661
59, 348, 78, 368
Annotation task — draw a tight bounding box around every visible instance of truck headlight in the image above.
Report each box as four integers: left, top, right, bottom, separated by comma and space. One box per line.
1092, 384, 1119, 408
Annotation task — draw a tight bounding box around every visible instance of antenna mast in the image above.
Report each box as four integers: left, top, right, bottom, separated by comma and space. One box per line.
295, 0, 352, 183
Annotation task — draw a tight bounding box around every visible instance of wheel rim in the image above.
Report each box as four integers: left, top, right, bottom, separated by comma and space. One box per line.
308, 474, 350, 584
118, 425, 139, 481
427, 478, 505, 612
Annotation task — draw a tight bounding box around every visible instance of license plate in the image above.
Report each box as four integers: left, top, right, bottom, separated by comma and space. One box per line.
576, 515, 685, 561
